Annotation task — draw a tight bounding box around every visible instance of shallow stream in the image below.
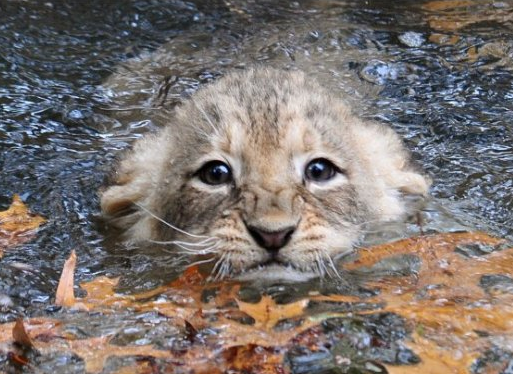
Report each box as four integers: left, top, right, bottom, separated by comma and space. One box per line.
1, 0, 513, 372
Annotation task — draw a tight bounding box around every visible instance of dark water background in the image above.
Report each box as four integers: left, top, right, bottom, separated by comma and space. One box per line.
0, 0, 512, 325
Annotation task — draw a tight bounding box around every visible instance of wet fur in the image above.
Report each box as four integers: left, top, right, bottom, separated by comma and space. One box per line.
101, 68, 429, 281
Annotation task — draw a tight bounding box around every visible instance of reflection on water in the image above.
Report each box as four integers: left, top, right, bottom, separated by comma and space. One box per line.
0, 0, 512, 317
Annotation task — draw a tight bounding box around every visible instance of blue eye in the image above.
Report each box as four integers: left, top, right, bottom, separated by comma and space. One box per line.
198, 161, 232, 185
305, 158, 338, 182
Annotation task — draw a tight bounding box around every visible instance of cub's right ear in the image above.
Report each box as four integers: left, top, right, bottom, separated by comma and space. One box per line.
99, 133, 168, 237
100, 171, 146, 231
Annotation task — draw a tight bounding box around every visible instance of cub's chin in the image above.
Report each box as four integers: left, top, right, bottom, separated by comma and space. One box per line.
234, 263, 318, 283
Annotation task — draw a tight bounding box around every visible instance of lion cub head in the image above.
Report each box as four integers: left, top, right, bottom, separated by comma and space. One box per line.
101, 68, 429, 281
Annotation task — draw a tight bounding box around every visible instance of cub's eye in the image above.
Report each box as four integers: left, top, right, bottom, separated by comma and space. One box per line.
305, 158, 338, 182
197, 161, 232, 185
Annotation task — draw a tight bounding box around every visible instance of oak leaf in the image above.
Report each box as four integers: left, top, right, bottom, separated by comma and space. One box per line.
0, 194, 46, 256
338, 232, 513, 373
237, 295, 309, 330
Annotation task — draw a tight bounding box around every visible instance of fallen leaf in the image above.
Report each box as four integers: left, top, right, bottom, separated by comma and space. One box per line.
422, 0, 513, 31
2, 319, 172, 374
337, 232, 513, 373
66, 336, 171, 374
222, 344, 285, 374
78, 276, 122, 310
214, 315, 317, 348
0, 194, 46, 256
55, 250, 77, 307
385, 333, 478, 374
169, 264, 206, 287
7, 352, 30, 366
237, 295, 309, 330
2, 232, 512, 374
12, 319, 34, 350
2, 318, 61, 345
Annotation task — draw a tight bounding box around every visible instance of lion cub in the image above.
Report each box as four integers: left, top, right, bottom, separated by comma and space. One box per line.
101, 68, 429, 281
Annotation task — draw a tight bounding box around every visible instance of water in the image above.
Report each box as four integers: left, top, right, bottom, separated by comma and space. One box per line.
0, 0, 512, 345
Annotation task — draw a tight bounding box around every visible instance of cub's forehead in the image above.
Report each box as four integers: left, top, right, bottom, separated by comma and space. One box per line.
174, 68, 349, 160
212, 109, 325, 159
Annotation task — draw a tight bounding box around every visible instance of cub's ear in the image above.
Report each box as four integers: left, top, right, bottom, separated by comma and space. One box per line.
353, 120, 430, 196
348, 119, 431, 221
391, 169, 431, 196
100, 171, 146, 231
100, 133, 168, 238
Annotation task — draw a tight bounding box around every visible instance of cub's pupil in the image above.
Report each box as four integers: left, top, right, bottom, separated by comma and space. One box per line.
199, 161, 232, 185
305, 159, 336, 182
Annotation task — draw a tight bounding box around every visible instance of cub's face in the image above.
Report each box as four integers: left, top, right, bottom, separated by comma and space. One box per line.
101, 68, 429, 281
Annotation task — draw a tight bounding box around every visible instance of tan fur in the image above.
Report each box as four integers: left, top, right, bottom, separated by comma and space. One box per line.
101, 68, 430, 281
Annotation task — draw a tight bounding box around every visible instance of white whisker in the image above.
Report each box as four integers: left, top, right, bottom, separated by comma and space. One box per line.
148, 238, 218, 247
210, 252, 227, 281
210, 252, 232, 282
174, 238, 218, 246
219, 254, 232, 281
148, 239, 219, 252
171, 244, 219, 255
324, 252, 342, 279
187, 256, 217, 267
314, 251, 325, 278
134, 202, 213, 240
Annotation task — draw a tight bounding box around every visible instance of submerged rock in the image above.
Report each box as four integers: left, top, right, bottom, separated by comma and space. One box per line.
398, 31, 425, 47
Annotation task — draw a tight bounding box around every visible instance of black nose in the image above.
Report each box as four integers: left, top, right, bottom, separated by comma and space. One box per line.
247, 225, 295, 252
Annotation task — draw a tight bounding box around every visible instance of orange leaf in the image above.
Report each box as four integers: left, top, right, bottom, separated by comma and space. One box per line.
222, 344, 285, 374
67, 336, 171, 373
7, 352, 30, 366
336, 232, 513, 373
55, 250, 77, 307
237, 295, 309, 329
28, 231, 513, 373
0, 194, 46, 256
169, 264, 206, 288
385, 333, 478, 374
78, 276, 121, 309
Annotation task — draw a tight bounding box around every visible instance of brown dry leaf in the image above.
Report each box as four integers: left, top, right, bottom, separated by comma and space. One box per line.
2, 319, 172, 374
422, 0, 513, 31
1, 318, 61, 345
55, 250, 77, 307
335, 232, 513, 373
75, 265, 207, 312
77, 276, 122, 309
214, 315, 317, 348
422, 0, 475, 11
222, 344, 285, 374
12, 319, 34, 350
237, 295, 309, 330
3, 232, 510, 374
66, 336, 171, 374
385, 333, 478, 374
0, 194, 46, 256
169, 264, 206, 287
343, 232, 504, 271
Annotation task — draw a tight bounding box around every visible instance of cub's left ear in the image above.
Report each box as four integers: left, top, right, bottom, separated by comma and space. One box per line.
392, 169, 431, 196
351, 119, 431, 196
